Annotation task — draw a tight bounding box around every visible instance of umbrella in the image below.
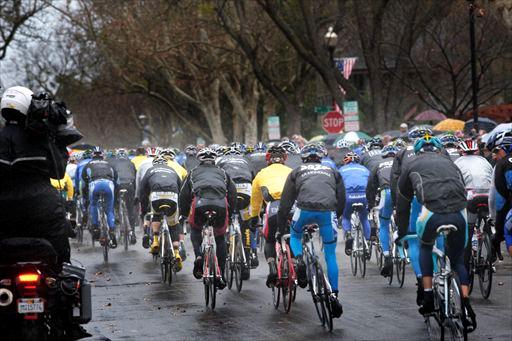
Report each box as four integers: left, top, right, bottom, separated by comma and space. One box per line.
414, 110, 447, 122
481, 123, 512, 143
333, 131, 371, 146
411, 124, 433, 131
433, 119, 465, 132
463, 117, 497, 133
382, 130, 401, 138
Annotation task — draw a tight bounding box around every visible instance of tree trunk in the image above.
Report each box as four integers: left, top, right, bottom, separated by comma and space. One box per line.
284, 102, 302, 137
233, 110, 243, 142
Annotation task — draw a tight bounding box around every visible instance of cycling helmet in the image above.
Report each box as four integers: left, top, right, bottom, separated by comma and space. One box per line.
486, 130, 512, 154
440, 133, 460, 148
300, 143, 325, 162
458, 139, 479, 154
381, 145, 399, 158
343, 151, 360, 164
245, 145, 254, 154
335, 139, 351, 149
159, 148, 176, 159
254, 142, 267, 152
197, 148, 218, 163
116, 148, 128, 158
368, 137, 384, 150
408, 127, 433, 140
152, 155, 167, 165
224, 146, 242, 156
146, 147, 159, 157
1, 86, 33, 116
392, 138, 407, 149
279, 140, 300, 154
265, 145, 287, 164
414, 132, 442, 154
92, 146, 104, 158
185, 144, 197, 156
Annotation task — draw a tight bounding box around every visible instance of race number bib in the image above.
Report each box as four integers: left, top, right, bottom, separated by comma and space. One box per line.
235, 183, 252, 196
150, 191, 178, 202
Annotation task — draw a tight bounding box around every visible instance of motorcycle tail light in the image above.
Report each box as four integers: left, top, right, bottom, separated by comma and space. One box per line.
18, 273, 40, 283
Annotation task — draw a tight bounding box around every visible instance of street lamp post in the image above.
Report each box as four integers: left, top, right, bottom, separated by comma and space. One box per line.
324, 26, 339, 114
468, 0, 479, 132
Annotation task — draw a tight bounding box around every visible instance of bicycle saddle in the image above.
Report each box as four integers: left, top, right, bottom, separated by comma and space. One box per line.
352, 203, 364, 211
305, 224, 319, 233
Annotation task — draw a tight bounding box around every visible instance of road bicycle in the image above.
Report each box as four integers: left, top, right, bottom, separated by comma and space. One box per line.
467, 204, 493, 299
385, 216, 410, 287
97, 195, 110, 263
155, 211, 179, 286
202, 211, 223, 309
303, 224, 334, 331
425, 225, 470, 341
350, 203, 370, 278
225, 215, 247, 292
117, 189, 132, 251
272, 233, 296, 313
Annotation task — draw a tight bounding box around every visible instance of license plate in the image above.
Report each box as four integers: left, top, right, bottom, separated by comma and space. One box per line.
18, 298, 44, 314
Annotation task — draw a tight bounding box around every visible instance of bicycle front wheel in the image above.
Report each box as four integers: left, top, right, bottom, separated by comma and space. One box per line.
358, 232, 366, 278
318, 267, 333, 331
478, 233, 493, 299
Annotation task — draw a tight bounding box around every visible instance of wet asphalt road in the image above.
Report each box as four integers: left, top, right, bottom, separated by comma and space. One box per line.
73, 231, 512, 341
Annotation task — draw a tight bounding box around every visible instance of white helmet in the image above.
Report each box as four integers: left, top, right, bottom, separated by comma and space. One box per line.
1, 86, 33, 115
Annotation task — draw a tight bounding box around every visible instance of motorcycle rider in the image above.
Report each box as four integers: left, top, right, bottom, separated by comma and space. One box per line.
0, 86, 89, 338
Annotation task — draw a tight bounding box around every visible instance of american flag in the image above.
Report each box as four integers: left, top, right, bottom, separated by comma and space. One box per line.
333, 57, 357, 102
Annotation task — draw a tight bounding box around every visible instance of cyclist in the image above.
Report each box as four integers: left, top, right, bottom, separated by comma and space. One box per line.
51, 172, 74, 201
179, 148, 237, 288
277, 143, 345, 318
395, 134, 476, 329
390, 127, 430, 305
315, 142, 337, 170
487, 130, 512, 257
250, 145, 292, 286
246, 142, 268, 176
440, 133, 461, 162
184, 144, 199, 171
217, 146, 256, 277
367, 144, 399, 277
131, 147, 148, 171
140, 155, 183, 269
160, 148, 187, 180
135, 147, 159, 231
82, 147, 118, 248
66, 153, 78, 182
361, 137, 383, 172
280, 140, 302, 169
108, 148, 137, 244
454, 139, 493, 266
339, 152, 371, 256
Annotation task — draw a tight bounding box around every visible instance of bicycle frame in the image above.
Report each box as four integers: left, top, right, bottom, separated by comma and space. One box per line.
229, 215, 247, 264
202, 220, 221, 282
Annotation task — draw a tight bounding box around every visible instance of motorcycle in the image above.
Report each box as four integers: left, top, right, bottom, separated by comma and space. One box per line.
0, 238, 91, 341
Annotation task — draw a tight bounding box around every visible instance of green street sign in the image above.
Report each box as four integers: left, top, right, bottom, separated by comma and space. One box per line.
314, 105, 331, 113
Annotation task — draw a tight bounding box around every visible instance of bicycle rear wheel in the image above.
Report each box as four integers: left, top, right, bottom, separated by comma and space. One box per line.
308, 260, 324, 324
376, 243, 383, 270
272, 284, 281, 309
396, 258, 406, 288
478, 232, 493, 299
226, 257, 233, 290
446, 274, 467, 341
209, 252, 217, 310
204, 252, 210, 307
282, 252, 293, 313
358, 231, 366, 278
235, 236, 243, 293
122, 204, 129, 251
468, 251, 475, 295
318, 267, 333, 331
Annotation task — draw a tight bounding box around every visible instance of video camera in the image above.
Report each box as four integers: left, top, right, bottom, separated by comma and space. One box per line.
26, 92, 82, 146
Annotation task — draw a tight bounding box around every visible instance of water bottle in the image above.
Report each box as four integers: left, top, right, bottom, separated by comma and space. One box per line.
471, 233, 478, 252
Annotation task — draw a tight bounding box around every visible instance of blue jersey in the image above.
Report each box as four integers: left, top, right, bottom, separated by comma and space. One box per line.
175, 152, 186, 166
321, 157, 337, 170
74, 158, 91, 194
338, 163, 370, 193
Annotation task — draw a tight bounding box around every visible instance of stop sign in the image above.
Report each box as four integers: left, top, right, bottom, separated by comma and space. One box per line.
322, 111, 344, 134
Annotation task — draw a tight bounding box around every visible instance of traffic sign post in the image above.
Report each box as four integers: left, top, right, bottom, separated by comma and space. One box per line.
322, 111, 344, 134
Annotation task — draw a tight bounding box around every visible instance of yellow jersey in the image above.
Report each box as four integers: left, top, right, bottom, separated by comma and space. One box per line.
250, 163, 292, 218
131, 155, 148, 171
50, 173, 74, 200
167, 160, 187, 181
